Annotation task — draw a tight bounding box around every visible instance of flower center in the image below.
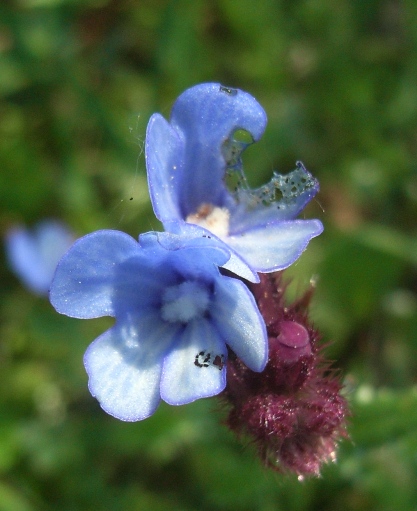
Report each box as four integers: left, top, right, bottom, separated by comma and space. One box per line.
186, 203, 230, 238
161, 281, 210, 323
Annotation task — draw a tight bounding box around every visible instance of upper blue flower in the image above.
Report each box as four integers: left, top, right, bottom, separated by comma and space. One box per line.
146, 83, 323, 282
49, 229, 267, 421
5, 220, 74, 295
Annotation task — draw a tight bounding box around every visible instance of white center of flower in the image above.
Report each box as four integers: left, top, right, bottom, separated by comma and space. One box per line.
186, 203, 230, 238
161, 281, 210, 323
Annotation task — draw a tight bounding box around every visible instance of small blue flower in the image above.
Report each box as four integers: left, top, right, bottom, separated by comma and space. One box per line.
146, 83, 323, 282
5, 220, 74, 295
49, 229, 268, 421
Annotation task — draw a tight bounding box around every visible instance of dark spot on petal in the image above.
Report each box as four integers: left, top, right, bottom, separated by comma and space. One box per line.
195, 350, 211, 368
213, 354, 225, 370
219, 85, 238, 96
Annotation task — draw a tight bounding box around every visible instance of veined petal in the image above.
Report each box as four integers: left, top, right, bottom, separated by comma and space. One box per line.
84, 312, 181, 421
168, 83, 267, 217
145, 114, 184, 223
160, 318, 227, 405
226, 219, 323, 273
210, 276, 268, 372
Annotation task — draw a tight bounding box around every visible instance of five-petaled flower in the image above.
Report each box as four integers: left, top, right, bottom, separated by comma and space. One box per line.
49, 229, 267, 421
5, 220, 74, 295
146, 83, 323, 282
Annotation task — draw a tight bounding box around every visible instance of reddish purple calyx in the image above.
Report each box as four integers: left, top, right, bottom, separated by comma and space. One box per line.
275, 321, 311, 362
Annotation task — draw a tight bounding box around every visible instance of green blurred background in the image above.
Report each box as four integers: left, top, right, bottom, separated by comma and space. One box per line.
1, 0, 417, 510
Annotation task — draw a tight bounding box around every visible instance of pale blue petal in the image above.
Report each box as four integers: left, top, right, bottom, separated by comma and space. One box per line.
141, 227, 233, 283
141, 227, 230, 269
169, 246, 226, 283
168, 222, 259, 282
210, 276, 268, 372
226, 219, 323, 273
220, 250, 260, 283
160, 318, 227, 405
6, 221, 73, 295
145, 114, 184, 223
113, 255, 179, 316
50, 230, 162, 319
153, 83, 267, 219
84, 312, 181, 421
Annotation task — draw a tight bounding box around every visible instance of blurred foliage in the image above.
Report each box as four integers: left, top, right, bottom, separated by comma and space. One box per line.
1, 0, 417, 510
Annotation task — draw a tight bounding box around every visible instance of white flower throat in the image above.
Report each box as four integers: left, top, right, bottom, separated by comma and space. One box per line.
161, 281, 210, 323
186, 203, 230, 239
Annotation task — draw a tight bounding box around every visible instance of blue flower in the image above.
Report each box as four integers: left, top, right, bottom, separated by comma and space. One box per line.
146, 83, 323, 282
5, 220, 74, 295
49, 229, 268, 421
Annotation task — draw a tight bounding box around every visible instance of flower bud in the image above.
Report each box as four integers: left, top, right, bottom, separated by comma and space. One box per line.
221, 271, 348, 477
